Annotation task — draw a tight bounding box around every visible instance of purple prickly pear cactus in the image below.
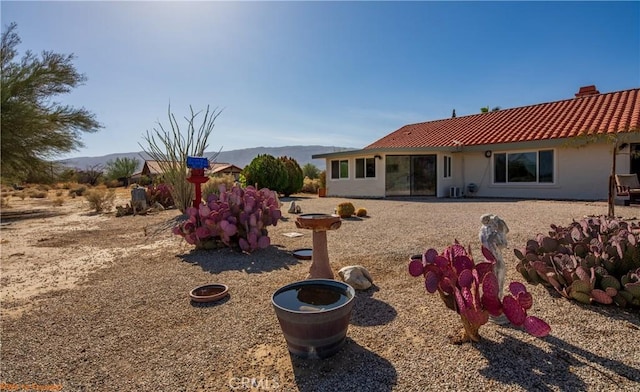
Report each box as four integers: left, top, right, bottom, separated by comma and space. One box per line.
409, 241, 551, 344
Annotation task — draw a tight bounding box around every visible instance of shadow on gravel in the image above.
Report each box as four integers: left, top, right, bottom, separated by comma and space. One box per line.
477, 332, 640, 391
290, 337, 397, 391
350, 286, 397, 326
177, 245, 302, 274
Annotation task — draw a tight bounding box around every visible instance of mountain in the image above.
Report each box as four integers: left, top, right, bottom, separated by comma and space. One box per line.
57, 145, 354, 171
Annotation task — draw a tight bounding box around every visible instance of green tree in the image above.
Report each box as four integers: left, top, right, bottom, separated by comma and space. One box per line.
242, 154, 287, 193
302, 163, 320, 179
104, 157, 140, 180
1, 23, 102, 182
279, 156, 304, 196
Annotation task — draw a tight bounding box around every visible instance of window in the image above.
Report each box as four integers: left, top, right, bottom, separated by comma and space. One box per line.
443, 156, 452, 178
330, 159, 349, 179
356, 158, 376, 178
494, 150, 554, 183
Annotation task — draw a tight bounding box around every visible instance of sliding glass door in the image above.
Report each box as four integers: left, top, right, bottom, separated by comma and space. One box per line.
385, 155, 436, 196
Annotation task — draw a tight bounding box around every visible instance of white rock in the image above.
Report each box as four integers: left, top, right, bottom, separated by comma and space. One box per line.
338, 265, 373, 290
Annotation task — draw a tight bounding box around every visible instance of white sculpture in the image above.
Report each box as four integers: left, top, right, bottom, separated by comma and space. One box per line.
479, 214, 509, 324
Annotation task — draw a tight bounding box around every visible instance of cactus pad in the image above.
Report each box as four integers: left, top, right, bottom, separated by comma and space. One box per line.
503, 295, 526, 326
523, 316, 551, 337
570, 291, 591, 304
571, 280, 591, 294
590, 289, 613, 305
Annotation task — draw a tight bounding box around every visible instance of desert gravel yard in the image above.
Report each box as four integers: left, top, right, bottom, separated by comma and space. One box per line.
1, 192, 639, 391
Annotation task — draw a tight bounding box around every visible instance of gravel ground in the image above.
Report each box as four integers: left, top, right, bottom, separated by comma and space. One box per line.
1, 194, 639, 391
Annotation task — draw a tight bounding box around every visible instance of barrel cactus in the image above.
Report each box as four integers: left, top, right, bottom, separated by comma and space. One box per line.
336, 202, 355, 218
409, 241, 550, 344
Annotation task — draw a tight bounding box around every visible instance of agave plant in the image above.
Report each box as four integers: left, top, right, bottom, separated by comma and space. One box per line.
409, 241, 550, 344
515, 216, 640, 308
173, 184, 282, 253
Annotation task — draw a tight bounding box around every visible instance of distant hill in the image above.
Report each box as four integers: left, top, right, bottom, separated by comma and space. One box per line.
57, 145, 353, 172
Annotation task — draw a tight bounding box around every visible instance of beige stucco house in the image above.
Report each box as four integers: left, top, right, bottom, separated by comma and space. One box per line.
313, 86, 640, 201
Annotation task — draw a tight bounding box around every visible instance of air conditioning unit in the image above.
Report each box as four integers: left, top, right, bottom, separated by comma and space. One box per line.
449, 186, 462, 198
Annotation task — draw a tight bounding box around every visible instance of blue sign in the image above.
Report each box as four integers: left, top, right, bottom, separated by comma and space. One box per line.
186, 156, 209, 169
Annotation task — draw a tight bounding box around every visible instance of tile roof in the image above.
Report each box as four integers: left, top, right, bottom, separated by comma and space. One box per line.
364, 87, 640, 149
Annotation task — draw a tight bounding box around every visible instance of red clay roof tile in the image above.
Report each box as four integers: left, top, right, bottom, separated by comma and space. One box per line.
364, 87, 640, 149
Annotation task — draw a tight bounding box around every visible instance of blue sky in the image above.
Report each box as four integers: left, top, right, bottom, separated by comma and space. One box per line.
2, 1, 639, 159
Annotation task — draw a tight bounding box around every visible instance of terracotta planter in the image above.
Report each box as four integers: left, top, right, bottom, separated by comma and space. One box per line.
318, 188, 327, 197
271, 279, 355, 359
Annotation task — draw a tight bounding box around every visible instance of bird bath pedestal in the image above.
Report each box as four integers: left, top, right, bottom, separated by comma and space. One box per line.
295, 214, 342, 279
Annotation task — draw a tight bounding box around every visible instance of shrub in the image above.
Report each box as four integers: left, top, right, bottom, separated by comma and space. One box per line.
301, 177, 320, 193
84, 187, 116, 213
1, 197, 9, 208
336, 202, 355, 218
319, 170, 326, 188
69, 185, 87, 197
36, 184, 50, 191
242, 154, 288, 194
55, 190, 63, 197
29, 190, 48, 198
202, 174, 237, 201
52, 197, 64, 206
146, 183, 174, 208
104, 179, 120, 188
173, 185, 282, 253
279, 156, 304, 196
302, 163, 320, 179
355, 208, 368, 217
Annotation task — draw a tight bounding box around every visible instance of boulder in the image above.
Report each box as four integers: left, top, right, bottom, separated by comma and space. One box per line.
338, 265, 373, 290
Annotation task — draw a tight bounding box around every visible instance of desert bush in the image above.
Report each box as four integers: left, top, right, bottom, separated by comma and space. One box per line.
55, 190, 63, 197
301, 177, 320, 193
61, 182, 73, 190
29, 190, 48, 198
84, 187, 116, 213
355, 208, 368, 217
1, 197, 9, 208
69, 185, 87, 197
16, 191, 26, 200
36, 184, 50, 191
202, 174, 237, 201
104, 179, 120, 188
52, 197, 64, 206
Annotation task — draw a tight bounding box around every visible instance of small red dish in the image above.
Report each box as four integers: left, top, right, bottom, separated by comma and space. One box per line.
189, 284, 229, 303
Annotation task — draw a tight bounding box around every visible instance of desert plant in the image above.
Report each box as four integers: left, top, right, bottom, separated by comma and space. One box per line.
145, 183, 174, 208
55, 190, 63, 197
140, 104, 222, 213
172, 184, 282, 253
336, 202, 355, 218
28, 190, 47, 198
514, 215, 640, 308
84, 187, 115, 213
1, 197, 9, 208
301, 177, 320, 193
242, 154, 288, 193
104, 157, 139, 181
319, 170, 326, 188
302, 163, 320, 179
69, 185, 87, 197
355, 207, 367, 217
202, 174, 236, 201
410, 241, 550, 343
52, 197, 64, 206
279, 156, 304, 196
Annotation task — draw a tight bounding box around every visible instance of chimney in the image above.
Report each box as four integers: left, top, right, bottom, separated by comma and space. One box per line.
575, 85, 600, 97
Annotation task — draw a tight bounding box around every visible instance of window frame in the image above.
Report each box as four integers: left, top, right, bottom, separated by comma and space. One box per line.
493, 149, 555, 184
330, 159, 349, 179
355, 157, 376, 179
443, 155, 452, 178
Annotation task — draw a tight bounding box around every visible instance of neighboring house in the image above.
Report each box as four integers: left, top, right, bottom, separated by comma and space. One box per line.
209, 163, 244, 180
131, 160, 244, 182
313, 85, 640, 201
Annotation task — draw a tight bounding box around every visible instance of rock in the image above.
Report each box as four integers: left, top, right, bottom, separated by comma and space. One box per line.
288, 201, 302, 214
338, 265, 373, 290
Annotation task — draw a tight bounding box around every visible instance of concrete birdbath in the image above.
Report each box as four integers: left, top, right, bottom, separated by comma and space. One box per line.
295, 213, 342, 279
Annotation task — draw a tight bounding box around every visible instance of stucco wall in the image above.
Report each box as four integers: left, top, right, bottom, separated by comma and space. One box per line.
322, 137, 639, 200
